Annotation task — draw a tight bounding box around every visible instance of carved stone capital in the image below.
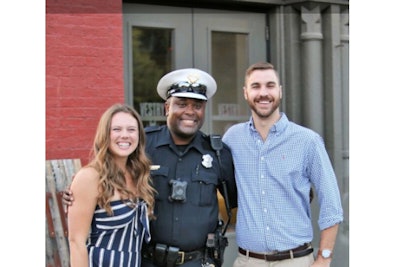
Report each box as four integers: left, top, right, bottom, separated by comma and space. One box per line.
301, 5, 323, 40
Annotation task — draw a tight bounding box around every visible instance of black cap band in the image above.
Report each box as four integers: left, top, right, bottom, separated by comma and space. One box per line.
166, 81, 207, 99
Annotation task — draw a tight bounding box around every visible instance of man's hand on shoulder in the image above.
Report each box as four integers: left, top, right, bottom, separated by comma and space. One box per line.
62, 188, 74, 214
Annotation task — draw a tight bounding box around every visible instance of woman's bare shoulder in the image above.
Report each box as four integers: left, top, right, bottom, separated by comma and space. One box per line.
71, 166, 100, 189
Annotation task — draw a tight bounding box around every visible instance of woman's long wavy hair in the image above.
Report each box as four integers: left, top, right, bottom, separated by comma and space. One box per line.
87, 103, 156, 218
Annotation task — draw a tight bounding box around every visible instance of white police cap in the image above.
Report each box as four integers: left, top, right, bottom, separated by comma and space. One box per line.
157, 68, 217, 101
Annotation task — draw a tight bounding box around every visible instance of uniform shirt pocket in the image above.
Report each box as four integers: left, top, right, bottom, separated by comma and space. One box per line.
150, 166, 169, 201
191, 169, 218, 206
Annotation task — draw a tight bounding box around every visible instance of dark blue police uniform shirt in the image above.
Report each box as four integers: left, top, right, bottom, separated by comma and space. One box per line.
145, 125, 237, 251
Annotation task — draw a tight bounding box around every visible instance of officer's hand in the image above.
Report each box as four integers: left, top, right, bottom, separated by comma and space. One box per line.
62, 188, 74, 207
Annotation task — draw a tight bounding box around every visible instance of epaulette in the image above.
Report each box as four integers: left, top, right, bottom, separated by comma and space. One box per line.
200, 132, 213, 145
145, 125, 163, 134
200, 131, 209, 139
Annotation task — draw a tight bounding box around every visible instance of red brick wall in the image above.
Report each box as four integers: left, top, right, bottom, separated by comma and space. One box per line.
46, 0, 124, 165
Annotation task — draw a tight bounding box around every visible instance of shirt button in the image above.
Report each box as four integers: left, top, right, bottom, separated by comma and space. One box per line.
175, 217, 179, 221
178, 158, 182, 162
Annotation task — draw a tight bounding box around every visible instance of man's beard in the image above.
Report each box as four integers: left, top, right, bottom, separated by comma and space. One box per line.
249, 97, 280, 119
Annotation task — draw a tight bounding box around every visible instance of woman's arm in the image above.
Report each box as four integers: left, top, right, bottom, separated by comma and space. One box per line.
67, 167, 99, 267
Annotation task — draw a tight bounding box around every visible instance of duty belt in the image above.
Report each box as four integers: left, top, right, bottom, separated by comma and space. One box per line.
239, 242, 313, 261
143, 243, 204, 267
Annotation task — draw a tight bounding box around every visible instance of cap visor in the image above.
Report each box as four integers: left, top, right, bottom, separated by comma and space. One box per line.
170, 92, 207, 100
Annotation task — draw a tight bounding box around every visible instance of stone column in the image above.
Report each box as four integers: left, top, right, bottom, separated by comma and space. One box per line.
341, 8, 349, 174
300, 5, 324, 136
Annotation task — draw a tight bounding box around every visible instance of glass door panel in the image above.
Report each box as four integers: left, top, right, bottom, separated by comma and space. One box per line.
131, 27, 172, 127
211, 31, 250, 135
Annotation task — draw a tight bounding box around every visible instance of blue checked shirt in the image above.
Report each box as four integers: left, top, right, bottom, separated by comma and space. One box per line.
222, 113, 343, 253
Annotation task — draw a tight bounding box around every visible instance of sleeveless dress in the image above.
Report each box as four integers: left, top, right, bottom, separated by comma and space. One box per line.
86, 199, 151, 267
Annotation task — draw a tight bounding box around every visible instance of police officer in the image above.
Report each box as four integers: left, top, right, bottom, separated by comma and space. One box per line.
62, 68, 237, 267
142, 68, 237, 267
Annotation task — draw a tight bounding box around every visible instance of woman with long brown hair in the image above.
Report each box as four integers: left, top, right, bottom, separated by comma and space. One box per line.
67, 103, 156, 267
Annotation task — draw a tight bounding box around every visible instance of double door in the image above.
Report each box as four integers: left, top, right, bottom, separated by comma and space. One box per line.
123, 3, 267, 134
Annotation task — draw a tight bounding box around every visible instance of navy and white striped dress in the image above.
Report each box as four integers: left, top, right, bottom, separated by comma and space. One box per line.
86, 199, 151, 267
